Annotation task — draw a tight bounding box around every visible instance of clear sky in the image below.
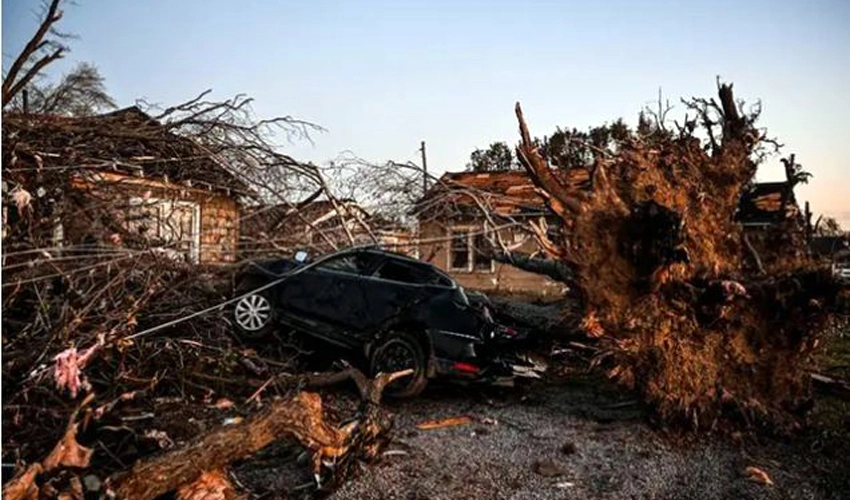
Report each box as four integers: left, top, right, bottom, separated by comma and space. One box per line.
3, 0, 849, 225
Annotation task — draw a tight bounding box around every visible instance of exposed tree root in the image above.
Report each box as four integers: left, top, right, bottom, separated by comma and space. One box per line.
512, 83, 839, 429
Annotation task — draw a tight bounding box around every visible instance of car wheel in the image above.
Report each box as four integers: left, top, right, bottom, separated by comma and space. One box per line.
232, 278, 276, 339
370, 332, 428, 398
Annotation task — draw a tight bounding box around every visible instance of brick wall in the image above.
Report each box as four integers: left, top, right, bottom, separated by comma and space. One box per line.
66, 173, 239, 265
419, 220, 564, 297
199, 195, 239, 264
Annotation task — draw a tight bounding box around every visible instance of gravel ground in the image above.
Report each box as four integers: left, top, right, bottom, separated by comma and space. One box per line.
329, 374, 849, 500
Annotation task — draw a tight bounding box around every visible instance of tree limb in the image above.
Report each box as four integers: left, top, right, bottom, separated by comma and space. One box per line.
490, 250, 574, 283
514, 103, 583, 215
2, 0, 65, 106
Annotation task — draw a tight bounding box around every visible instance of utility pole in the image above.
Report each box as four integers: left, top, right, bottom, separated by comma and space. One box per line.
420, 141, 428, 195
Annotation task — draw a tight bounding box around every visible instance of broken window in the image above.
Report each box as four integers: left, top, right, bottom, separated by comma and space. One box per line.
449, 229, 470, 271
374, 260, 424, 284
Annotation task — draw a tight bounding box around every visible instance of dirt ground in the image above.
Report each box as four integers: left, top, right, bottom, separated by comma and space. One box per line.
234, 367, 849, 500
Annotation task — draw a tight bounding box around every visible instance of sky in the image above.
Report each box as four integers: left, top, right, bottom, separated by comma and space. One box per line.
3, 0, 849, 226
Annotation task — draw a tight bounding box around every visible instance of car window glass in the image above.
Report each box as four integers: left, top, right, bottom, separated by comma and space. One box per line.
316, 253, 373, 275
374, 259, 449, 286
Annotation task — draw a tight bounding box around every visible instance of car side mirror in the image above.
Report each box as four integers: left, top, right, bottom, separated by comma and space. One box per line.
294, 250, 309, 263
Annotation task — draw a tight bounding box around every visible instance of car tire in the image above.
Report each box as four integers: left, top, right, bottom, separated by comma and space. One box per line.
232, 278, 276, 339
370, 331, 428, 398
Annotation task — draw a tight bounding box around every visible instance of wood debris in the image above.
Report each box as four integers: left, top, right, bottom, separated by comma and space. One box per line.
416, 416, 473, 430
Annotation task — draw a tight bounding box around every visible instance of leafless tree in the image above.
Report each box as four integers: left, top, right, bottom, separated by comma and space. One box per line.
6, 62, 116, 116
2, 0, 69, 107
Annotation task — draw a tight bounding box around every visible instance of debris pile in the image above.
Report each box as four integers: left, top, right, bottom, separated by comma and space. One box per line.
1, 82, 401, 499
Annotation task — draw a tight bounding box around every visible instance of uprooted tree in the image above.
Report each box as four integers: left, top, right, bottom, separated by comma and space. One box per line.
509, 82, 839, 428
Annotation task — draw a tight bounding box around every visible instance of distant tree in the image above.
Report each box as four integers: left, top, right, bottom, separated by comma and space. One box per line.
2, 0, 116, 117
467, 142, 518, 172
8, 62, 116, 116
543, 118, 632, 170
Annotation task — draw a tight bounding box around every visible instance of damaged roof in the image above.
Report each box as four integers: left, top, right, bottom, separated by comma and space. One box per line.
242, 199, 371, 235
420, 170, 805, 230
736, 181, 800, 226
418, 169, 590, 217
2, 106, 249, 195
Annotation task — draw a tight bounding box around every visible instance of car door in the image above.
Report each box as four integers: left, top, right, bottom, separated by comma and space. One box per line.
353, 257, 436, 334
277, 251, 377, 347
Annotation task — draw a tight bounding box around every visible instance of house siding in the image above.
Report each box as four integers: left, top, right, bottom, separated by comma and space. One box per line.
419, 220, 563, 297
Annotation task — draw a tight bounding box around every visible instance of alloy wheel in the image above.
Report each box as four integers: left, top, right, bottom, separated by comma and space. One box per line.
234, 293, 271, 331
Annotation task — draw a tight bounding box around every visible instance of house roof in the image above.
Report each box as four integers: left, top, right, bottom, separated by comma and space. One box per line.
736, 181, 800, 225
418, 169, 590, 217
2, 106, 248, 195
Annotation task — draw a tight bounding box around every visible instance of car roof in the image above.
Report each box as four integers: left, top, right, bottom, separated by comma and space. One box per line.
331, 245, 421, 264
330, 246, 456, 287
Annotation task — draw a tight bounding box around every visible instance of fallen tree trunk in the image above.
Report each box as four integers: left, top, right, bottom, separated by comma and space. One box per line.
491, 251, 575, 283
106, 391, 342, 499
106, 368, 411, 500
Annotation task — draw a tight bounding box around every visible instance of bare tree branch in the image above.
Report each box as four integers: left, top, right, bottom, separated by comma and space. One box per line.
2, 0, 66, 107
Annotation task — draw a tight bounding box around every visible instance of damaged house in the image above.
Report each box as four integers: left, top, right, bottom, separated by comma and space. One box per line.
240, 198, 416, 259
2, 107, 246, 264
736, 179, 809, 272
416, 170, 587, 297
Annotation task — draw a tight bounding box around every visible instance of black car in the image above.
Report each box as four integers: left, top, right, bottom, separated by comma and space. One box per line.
231, 247, 527, 397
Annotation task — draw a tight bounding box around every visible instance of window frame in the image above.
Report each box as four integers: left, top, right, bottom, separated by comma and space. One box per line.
448, 227, 472, 272
127, 196, 200, 263
447, 225, 495, 274
370, 256, 453, 287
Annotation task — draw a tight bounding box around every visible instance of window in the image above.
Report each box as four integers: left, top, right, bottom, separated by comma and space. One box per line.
127, 197, 200, 263
448, 226, 494, 273
449, 230, 470, 271
374, 260, 424, 284
374, 259, 450, 286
